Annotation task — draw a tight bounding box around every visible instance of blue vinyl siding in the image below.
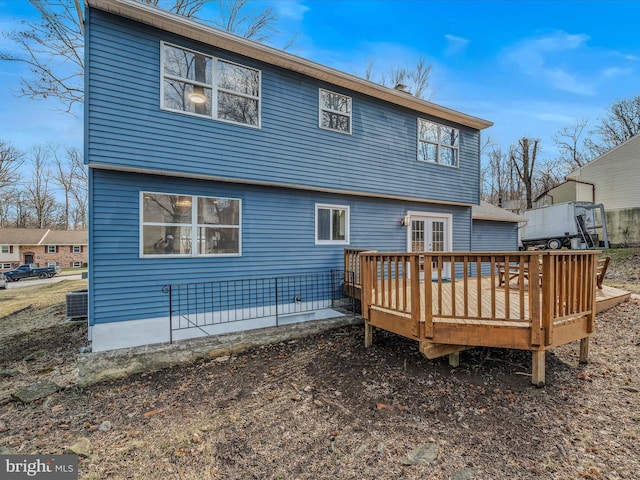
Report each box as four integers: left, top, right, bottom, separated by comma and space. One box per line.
471, 220, 520, 251
86, 9, 480, 206
89, 169, 471, 325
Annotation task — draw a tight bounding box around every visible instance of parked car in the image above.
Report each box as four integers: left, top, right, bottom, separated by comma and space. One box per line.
0, 273, 6, 289
3, 264, 61, 282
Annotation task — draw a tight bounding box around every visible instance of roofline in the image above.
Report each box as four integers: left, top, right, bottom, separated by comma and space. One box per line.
567, 133, 640, 178
472, 214, 527, 223
85, 0, 493, 131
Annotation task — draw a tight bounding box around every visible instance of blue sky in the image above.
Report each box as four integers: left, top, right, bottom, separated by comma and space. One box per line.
1, 0, 639, 160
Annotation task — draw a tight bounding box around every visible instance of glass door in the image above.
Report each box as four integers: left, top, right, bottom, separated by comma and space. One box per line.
408, 215, 450, 279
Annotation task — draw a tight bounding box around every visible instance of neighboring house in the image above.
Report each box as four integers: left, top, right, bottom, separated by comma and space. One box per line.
85, 0, 495, 351
535, 134, 640, 246
0, 228, 88, 270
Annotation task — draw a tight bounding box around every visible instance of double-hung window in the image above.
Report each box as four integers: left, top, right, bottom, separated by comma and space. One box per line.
418, 119, 459, 167
141, 192, 241, 257
1, 246, 9, 254
47, 245, 56, 253
315, 204, 349, 245
161, 42, 260, 127
319, 89, 352, 134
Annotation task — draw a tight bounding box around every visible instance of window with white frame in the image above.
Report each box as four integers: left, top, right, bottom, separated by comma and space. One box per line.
161, 42, 260, 127
1, 263, 11, 269
72, 261, 82, 268
315, 204, 349, 244
73, 245, 82, 253
319, 89, 352, 134
141, 192, 241, 257
418, 119, 459, 167
47, 245, 56, 253
1, 245, 9, 254
48, 262, 57, 268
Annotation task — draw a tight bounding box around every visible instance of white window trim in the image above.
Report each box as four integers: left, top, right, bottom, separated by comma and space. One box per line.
318, 89, 352, 135
0, 245, 9, 254
140, 191, 242, 258
160, 41, 262, 129
417, 118, 460, 168
73, 245, 82, 253
47, 245, 56, 253
315, 203, 350, 245
72, 261, 83, 268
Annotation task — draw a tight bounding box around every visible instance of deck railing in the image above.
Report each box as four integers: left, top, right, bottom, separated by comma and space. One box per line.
358, 251, 599, 347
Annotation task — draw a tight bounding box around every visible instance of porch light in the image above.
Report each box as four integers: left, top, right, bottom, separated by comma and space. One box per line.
401, 215, 411, 227
188, 91, 207, 104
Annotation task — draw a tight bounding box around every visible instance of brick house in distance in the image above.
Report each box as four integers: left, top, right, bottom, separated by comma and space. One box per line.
0, 228, 88, 271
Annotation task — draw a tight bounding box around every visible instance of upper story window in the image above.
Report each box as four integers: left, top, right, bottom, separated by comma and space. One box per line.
72, 246, 82, 253
418, 119, 459, 167
315, 204, 349, 245
319, 89, 352, 134
47, 245, 57, 253
161, 42, 260, 127
1, 245, 9, 254
141, 192, 241, 257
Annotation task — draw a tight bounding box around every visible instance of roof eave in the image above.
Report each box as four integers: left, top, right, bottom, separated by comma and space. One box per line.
85, 0, 493, 131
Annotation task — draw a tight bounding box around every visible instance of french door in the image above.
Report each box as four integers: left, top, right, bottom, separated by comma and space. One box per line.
407, 214, 451, 279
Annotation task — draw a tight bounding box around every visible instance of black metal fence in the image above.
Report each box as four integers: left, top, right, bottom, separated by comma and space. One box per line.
163, 270, 355, 342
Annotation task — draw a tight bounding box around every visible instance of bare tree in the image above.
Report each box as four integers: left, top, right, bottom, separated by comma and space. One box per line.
510, 137, 540, 210
0, 140, 24, 191
1, 0, 281, 113
23, 147, 59, 229
553, 118, 592, 170
212, 0, 278, 43
0, 0, 84, 112
366, 55, 434, 100
67, 148, 88, 229
587, 95, 640, 156
52, 146, 74, 229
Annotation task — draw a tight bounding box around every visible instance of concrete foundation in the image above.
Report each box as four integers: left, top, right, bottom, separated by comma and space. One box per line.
78, 312, 362, 387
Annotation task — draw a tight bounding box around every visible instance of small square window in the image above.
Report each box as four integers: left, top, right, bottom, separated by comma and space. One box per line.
1, 245, 9, 254
418, 119, 459, 167
48, 262, 57, 268
73, 246, 82, 253
72, 261, 82, 268
47, 246, 56, 253
315, 204, 349, 244
319, 89, 352, 134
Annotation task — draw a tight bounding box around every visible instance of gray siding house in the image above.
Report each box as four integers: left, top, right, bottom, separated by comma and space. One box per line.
85, 0, 494, 351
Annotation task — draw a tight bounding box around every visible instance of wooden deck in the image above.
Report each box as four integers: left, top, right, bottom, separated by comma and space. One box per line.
344, 250, 630, 386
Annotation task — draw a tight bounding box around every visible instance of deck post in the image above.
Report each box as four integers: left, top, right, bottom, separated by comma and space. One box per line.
364, 321, 373, 348
448, 352, 460, 368
410, 255, 422, 339
532, 350, 545, 386
579, 337, 589, 364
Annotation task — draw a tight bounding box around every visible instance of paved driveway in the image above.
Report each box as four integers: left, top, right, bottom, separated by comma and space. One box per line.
3, 274, 83, 290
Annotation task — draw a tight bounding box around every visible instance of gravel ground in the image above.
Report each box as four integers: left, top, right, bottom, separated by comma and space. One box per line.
1, 257, 639, 479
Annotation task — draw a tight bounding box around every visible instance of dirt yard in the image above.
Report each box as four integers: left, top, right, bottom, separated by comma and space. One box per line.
1, 256, 639, 479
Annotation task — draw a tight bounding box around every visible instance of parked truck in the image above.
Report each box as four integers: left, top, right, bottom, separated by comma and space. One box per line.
3, 264, 61, 282
520, 202, 609, 250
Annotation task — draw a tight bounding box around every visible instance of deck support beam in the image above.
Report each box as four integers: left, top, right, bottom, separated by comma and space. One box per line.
532, 350, 545, 387
364, 321, 373, 348
579, 337, 589, 364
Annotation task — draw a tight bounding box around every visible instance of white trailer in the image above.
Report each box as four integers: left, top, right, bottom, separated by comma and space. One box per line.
520, 202, 609, 250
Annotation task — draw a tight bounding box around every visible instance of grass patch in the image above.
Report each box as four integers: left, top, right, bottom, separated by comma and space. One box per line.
0, 279, 87, 318
606, 247, 640, 260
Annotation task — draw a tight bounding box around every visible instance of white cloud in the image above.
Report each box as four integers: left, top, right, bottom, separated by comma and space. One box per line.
601, 66, 632, 78
444, 34, 469, 55
274, 0, 309, 21
503, 32, 595, 96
